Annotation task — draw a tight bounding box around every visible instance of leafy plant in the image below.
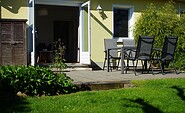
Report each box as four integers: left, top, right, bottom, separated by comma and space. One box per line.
52, 39, 67, 73
0, 66, 76, 96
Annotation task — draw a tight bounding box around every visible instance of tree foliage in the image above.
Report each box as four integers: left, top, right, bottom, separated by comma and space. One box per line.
134, 1, 185, 69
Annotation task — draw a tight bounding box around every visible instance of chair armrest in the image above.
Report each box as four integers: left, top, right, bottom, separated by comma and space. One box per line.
107, 47, 121, 55
152, 48, 162, 59
124, 48, 137, 59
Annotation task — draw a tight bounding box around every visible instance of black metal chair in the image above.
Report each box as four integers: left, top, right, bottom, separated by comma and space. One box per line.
152, 36, 178, 75
125, 36, 155, 75
103, 39, 121, 71
122, 39, 136, 71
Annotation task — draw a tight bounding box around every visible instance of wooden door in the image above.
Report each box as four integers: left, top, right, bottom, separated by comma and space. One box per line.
0, 19, 27, 65
0, 22, 12, 65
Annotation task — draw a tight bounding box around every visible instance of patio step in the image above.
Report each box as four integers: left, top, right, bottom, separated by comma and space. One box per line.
38, 63, 92, 71
74, 80, 132, 91
65, 63, 92, 71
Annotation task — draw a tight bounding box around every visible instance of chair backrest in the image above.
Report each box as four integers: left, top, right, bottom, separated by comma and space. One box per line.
123, 39, 135, 47
123, 39, 136, 57
161, 36, 178, 60
104, 39, 118, 57
136, 36, 155, 60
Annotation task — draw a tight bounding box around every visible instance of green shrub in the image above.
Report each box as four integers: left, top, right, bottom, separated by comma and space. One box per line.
134, 1, 185, 69
0, 66, 76, 96
174, 14, 185, 70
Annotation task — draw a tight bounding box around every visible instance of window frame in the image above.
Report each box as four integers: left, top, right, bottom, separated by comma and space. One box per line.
112, 4, 134, 42
180, 9, 185, 16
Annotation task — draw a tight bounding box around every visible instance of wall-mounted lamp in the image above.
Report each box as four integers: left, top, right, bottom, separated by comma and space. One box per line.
96, 4, 107, 20
96, 4, 102, 13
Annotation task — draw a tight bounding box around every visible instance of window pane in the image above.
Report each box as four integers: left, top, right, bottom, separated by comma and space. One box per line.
114, 8, 128, 37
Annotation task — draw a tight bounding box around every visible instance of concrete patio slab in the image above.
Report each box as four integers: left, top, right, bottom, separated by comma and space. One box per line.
65, 70, 185, 90
66, 70, 185, 83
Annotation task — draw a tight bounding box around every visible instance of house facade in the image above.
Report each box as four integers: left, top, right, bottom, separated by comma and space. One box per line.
0, 0, 185, 67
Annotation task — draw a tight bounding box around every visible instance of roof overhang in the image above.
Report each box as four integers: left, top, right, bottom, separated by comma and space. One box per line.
174, 0, 185, 2
35, 0, 83, 6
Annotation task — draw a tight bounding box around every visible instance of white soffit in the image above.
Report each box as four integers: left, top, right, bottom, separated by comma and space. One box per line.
36, 0, 83, 6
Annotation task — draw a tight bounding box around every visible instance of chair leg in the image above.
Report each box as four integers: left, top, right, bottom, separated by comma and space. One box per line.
117, 59, 121, 70
172, 60, 178, 74
103, 58, 112, 71
109, 60, 113, 72
141, 60, 144, 74
132, 60, 136, 75
147, 61, 150, 74
123, 60, 128, 74
126, 59, 130, 74
148, 60, 154, 75
127, 59, 129, 69
103, 58, 106, 70
135, 60, 138, 69
158, 60, 165, 75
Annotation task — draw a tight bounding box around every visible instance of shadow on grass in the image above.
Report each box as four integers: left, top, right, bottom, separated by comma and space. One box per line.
171, 86, 185, 101
0, 93, 31, 113
124, 98, 163, 113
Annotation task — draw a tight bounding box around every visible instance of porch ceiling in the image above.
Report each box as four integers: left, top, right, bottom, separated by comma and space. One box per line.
35, 0, 83, 6
174, 0, 185, 2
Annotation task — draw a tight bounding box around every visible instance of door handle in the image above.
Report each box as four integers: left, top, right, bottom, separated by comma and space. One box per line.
10, 41, 17, 45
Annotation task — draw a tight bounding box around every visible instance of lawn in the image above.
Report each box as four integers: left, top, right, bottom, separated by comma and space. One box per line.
1, 78, 185, 113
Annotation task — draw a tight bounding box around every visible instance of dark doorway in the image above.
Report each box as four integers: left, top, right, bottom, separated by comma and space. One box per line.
54, 21, 78, 62
36, 5, 79, 63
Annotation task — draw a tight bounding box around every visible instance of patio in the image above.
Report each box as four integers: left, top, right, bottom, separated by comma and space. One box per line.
65, 69, 185, 90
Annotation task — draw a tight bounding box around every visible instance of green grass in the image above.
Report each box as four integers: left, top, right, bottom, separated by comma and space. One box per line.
1, 78, 185, 113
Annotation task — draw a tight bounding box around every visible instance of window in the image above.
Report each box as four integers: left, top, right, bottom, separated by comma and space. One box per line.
114, 8, 128, 37
113, 5, 134, 40
180, 10, 185, 17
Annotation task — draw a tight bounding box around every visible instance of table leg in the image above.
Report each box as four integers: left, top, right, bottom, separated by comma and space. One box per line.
107, 49, 110, 72
121, 47, 125, 74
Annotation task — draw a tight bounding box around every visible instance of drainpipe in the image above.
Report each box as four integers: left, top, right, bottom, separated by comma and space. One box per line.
178, 2, 180, 14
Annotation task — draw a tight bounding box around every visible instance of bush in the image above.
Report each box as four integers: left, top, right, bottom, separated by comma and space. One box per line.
0, 66, 76, 96
134, 1, 185, 70
175, 14, 185, 70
